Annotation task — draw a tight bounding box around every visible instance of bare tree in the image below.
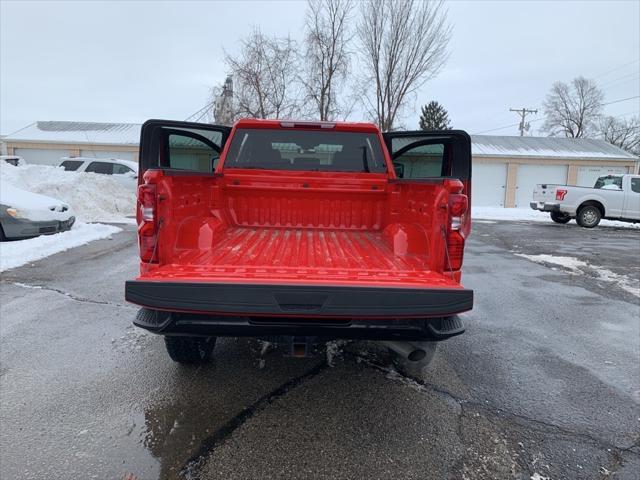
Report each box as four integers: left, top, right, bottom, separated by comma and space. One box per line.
302, 0, 354, 121
225, 28, 303, 119
599, 115, 640, 155
541, 77, 604, 138
357, 0, 451, 131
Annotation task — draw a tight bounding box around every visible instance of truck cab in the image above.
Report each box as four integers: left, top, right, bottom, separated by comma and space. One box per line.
125, 119, 473, 369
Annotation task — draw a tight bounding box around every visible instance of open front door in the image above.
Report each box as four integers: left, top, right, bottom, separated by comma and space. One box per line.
139, 119, 231, 176
383, 130, 472, 194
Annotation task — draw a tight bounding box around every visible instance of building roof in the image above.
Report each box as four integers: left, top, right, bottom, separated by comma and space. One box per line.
2, 121, 637, 161
3, 121, 142, 146
471, 135, 637, 160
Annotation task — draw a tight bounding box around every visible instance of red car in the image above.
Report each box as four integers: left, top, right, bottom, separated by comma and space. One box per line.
125, 119, 473, 370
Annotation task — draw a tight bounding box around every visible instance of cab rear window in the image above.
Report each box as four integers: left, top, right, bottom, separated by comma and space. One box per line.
594, 176, 622, 190
224, 129, 387, 173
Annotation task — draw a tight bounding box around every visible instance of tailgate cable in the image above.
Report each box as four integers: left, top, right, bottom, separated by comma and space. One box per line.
146, 219, 163, 264
441, 225, 453, 272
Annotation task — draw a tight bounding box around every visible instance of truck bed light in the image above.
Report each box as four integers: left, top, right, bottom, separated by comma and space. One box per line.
279, 121, 336, 129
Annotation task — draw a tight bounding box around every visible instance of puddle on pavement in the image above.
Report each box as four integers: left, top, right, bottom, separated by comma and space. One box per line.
116, 338, 462, 480
119, 338, 334, 480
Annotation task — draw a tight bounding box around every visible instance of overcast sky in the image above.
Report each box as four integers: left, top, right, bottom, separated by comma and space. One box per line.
1, 0, 638, 136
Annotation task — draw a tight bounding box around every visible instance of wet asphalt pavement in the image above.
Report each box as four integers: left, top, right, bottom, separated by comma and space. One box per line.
0, 219, 638, 479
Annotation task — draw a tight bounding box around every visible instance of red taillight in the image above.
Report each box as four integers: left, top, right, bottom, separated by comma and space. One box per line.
138, 184, 156, 222
446, 230, 465, 271
449, 193, 468, 218
446, 192, 468, 271
556, 189, 567, 201
137, 183, 158, 263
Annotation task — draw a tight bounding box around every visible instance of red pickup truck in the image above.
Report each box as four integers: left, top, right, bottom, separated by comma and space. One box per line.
125, 119, 473, 370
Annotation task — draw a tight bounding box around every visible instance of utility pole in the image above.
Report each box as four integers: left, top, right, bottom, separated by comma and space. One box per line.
510, 107, 538, 136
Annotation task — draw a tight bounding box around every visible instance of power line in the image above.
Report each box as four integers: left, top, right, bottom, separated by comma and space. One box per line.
192, 105, 212, 123
472, 122, 519, 135
599, 71, 640, 89
593, 58, 640, 80
611, 110, 639, 119
601, 95, 640, 107
601, 78, 640, 93
472, 58, 640, 136
476, 99, 639, 136
184, 100, 215, 122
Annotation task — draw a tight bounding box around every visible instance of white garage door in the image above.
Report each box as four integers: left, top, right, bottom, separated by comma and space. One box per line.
576, 166, 628, 187
14, 148, 68, 166
472, 163, 507, 207
516, 164, 568, 208
80, 149, 134, 161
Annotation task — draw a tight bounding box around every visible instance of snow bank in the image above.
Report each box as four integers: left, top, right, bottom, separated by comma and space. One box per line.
515, 253, 639, 297
0, 163, 135, 223
473, 207, 640, 229
514, 253, 589, 272
0, 222, 121, 272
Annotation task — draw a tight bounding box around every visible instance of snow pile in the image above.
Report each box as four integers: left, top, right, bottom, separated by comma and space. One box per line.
0, 163, 135, 223
473, 207, 550, 222
0, 223, 121, 272
514, 253, 589, 272
473, 207, 640, 229
514, 253, 639, 297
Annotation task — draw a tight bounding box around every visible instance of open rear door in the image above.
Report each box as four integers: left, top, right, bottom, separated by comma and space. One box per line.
139, 119, 231, 176
384, 130, 473, 277
383, 130, 472, 195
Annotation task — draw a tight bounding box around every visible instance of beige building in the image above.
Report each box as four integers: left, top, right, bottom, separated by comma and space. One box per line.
471, 135, 639, 208
1, 121, 140, 164
2, 121, 638, 208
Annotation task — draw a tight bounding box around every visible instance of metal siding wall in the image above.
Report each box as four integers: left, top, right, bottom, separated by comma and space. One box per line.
515, 164, 568, 208
80, 150, 135, 161
471, 163, 507, 207
13, 148, 66, 166
576, 166, 628, 187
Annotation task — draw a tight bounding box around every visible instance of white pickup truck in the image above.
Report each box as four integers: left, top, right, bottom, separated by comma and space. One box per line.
531, 174, 640, 228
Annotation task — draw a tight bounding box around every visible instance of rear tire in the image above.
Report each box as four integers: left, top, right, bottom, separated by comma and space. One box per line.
164, 336, 216, 364
550, 211, 571, 224
576, 205, 601, 228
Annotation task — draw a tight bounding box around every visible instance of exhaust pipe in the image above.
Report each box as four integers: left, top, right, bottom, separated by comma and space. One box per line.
381, 341, 428, 362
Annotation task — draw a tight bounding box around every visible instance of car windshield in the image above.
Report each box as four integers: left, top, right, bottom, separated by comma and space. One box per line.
224, 128, 387, 173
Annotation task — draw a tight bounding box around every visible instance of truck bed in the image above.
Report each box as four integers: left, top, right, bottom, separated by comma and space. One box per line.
126, 224, 472, 318
143, 226, 458, 288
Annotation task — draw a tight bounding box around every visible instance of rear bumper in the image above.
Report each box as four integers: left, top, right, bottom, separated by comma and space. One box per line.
133, 308, 467, 341
530, 201, 560, 212
125, 280, 473, 318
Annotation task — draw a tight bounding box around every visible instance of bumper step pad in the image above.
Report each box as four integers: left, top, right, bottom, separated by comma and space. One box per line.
125, 281, 473, 318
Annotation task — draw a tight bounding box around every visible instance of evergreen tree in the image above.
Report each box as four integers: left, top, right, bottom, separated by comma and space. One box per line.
419, 101, 451, 130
